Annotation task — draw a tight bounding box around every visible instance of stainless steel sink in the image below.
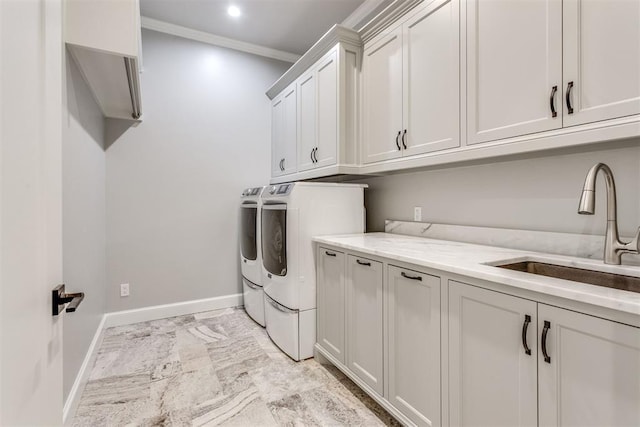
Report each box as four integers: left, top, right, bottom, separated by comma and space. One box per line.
495, 261, 640, 294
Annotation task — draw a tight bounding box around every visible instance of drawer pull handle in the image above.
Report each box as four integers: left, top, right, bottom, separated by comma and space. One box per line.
356, 259, 371, 266
400, 271, 422, 281
395, 131, 401, 150
566, 81, 574, 114
542, 320, 551, 363
549, 85, 558, 118
325, 251, 337, 257
522, 314, 532, 355
401, 129, 407, 149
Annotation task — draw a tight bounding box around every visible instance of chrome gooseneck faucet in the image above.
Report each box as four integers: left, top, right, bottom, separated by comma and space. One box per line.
578, 163, 640, 265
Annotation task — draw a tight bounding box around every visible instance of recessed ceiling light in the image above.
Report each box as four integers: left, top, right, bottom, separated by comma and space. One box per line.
227, 5, 241, 17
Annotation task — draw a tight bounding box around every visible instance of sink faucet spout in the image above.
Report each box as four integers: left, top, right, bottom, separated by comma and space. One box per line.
577, 163, 640, 264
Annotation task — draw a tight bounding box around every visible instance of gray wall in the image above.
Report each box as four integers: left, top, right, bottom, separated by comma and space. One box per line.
362, 142, 640, 237
105, 30, 289, 312
62, 55, 107, 400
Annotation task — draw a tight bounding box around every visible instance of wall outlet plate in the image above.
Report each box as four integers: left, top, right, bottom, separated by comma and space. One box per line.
120, 283, 130, 297
414, 206, 422, 222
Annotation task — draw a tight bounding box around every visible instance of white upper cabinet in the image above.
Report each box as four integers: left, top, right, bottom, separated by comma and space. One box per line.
402, 0, 460, 156
466, 0, 562, 144
271, 84, 297, 177
362, 26, 404, 164
363, 0, 460, 164
266, 26, 361, 183
297, 70, 317, 172
297, 50, 339, 172
65, 0, 143, 120
538, 304, 640, 427
562, 0, 640, 127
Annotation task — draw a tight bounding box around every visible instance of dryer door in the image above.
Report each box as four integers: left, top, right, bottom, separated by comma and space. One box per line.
240, 202, 258, 261
262, 203, 287, 277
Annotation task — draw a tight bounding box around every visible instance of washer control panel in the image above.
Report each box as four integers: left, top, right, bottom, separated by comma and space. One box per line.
266, 183, 293, 196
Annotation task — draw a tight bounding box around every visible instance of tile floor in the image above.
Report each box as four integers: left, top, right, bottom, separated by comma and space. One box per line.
73, 307, 400, 426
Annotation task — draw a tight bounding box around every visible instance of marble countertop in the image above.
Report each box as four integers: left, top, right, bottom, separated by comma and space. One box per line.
313, 232, 640, 316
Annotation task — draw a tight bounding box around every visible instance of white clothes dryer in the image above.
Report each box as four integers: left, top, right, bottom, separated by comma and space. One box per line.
240, 186, 265, 326
261, 182, 366, 360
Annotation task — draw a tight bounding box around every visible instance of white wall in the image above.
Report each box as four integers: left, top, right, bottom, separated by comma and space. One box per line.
362, 142, 640, 237
105, 30, 289, 312
62, 55, 106, 400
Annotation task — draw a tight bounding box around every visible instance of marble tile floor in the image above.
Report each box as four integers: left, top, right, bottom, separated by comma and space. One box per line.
73, 307, 400, 426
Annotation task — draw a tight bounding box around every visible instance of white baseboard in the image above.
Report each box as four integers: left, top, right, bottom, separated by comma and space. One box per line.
63, 314, 106, 425
62, 293, 243, 424
103, 293, 243, 328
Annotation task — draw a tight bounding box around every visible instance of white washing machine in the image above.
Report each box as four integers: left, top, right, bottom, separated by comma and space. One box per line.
261, 182, 366, 360
240, 186, 266, 326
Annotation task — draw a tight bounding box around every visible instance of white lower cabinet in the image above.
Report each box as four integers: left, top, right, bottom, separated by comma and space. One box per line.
449, 280, 640, 427
448, 281, 538, 427
346, 254, 384, 396
316, 247, 639, 427
316, 247, 345, 363
388, 266, 441, 427
538, 304, 640, 427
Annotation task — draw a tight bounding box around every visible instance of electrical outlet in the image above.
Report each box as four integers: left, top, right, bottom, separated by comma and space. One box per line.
120, 283, 130, 297
414, 206, 422, 222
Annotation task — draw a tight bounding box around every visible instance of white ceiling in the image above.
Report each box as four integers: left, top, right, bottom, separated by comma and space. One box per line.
140, 0, 367, 56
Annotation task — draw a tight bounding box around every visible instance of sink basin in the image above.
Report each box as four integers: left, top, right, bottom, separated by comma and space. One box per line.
495, 261, 640, 294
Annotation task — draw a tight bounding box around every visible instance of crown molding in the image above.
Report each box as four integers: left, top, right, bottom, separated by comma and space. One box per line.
265, 24, 362, 99
140, 16, 301, 64
342, 0, 395, 31
359, 0, 424, 43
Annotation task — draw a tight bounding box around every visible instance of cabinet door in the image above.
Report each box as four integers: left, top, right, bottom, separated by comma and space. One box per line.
297, 70, 317, 172
362, 26, 403, 164
315, 50, 338, 168
466, 0, 562, 144
449, 281, 537, 427
346, 255, 384, 395
317, 247, 346, 364
538, 304, 640, 427
271, 96, 285, 177
282, 84, 297, 175
388, 266, 441, 427
402, 0, 460, 157
563, 0, 640, 127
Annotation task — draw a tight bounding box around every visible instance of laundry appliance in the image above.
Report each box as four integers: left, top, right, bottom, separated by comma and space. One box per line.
240, 186, 266, 326
261, 182, 366, 360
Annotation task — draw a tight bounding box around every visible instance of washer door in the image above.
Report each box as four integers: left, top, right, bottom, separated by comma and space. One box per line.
261, 203, 287, 277
240, 202, 257, 261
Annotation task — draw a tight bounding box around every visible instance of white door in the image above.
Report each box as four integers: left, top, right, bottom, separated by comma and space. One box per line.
271, 96, 285, 177
282, 84, 297, 175
402, 0, 460, 156
317, 247, 345, 364
346, 255, 384, 395
315, 50, 338, 168
448, 281, 537, 427
1, 0, 64, 424
362, 26, 403, 164
563, 0, 640, 127
297, 70, 316, 172
466, 0, 562, 144
387, 266, 441, 427
538, 304, 640, 427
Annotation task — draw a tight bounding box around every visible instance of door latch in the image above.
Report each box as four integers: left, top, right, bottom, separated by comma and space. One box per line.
52, 284, 84, 316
